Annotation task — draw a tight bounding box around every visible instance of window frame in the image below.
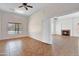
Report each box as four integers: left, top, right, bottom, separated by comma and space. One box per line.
8, 22, 22, 34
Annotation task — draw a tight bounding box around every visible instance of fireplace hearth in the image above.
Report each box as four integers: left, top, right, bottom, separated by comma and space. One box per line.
62, 30, 70, 36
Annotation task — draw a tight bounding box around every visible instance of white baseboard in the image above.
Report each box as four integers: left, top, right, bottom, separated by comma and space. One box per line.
29, 35, 52, 44
0, 35, 28, 40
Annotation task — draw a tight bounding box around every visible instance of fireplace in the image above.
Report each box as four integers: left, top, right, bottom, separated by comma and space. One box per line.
61, 30, 70, 36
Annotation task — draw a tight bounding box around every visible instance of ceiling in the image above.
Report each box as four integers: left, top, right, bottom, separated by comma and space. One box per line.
0, 3, 79, 16
0, 3, 53, 16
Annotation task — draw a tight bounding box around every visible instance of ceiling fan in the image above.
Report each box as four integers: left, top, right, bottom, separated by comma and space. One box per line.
19, 3, 33, 10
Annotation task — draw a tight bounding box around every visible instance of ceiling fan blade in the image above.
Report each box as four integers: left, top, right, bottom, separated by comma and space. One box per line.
25, 7, 28, 10
27, 5, 33, 8
19, 6, 23, 8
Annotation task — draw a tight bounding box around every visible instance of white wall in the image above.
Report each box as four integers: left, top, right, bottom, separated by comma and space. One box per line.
0, 10, 28, 39
28, 9, 53, 44
29, 11, 44, 43
72, 18, 79, 37
0, 15, 1, 34
56, 18, 73, 36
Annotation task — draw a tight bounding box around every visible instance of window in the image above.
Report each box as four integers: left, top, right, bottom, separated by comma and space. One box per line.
8, 22, 23, 34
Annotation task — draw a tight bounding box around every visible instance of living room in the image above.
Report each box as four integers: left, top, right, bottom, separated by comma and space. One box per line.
0, 3, 79, 56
